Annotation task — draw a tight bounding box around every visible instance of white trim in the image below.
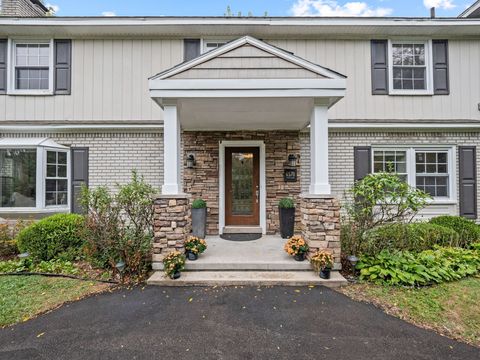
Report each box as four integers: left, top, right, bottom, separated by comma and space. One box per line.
371, 145, 457, 203
7, 39, 54, 96
0, 124, 164, 132
151, 36, 345, 81
459, 0, 480, 18
161, 103, 182, 195
202, 39, 229, 54
329, 121, 480, 129
388, 39, 433, 96
219, 140, 266, 235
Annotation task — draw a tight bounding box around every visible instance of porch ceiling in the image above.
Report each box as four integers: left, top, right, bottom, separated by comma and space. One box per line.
177, 97, 314, 130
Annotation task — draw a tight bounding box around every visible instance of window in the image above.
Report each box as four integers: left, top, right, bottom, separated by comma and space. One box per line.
372, 147, 454, 200
0, 139, 70, 211
9, 40, 53, 94
0, 149, 37, 207
45, 150, 68, 206
373, 150, 407, 182
202, 40, 228, 53
415, 151, 449, 197
389, 40, 432, 95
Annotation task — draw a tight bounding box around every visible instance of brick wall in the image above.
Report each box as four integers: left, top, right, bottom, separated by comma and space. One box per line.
1, 132, 164, 192
1, 0, 47, 16
301, 130, 480, 220
183, 131, 302, 235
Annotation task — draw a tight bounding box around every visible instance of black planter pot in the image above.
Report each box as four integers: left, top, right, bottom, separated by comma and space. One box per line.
319, 267, 331, 280
192, 207, 207, 239
186, 251, 198, 261
170, 271, 181, 280
279, 207, 295, 239
294, 253, 306, 262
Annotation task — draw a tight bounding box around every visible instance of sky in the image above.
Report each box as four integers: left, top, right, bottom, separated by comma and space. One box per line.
44, 0, 476, 18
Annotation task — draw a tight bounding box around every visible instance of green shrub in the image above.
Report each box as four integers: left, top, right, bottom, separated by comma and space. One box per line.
16, 214, 85, 261
0, 220, 31, 257
0, 258, 78, 274
358, 247, 480, 286
429, 216, 480, 248
279, 197, 295, 209
192, 199, 207, 209
361, 222, 459, 256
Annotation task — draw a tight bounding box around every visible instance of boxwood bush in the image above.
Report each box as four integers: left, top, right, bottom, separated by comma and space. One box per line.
361, 222, 459, 256
429, 215, 480, 248
16, 214, 85, 261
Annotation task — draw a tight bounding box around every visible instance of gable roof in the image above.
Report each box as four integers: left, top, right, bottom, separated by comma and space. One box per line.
151, 36, 346, 81
459, 1, 480, 18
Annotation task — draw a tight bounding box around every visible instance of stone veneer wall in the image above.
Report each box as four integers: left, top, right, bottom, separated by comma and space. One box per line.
183, 131, 302, 235
152, 195, 191, 264
299, 195, 341, 268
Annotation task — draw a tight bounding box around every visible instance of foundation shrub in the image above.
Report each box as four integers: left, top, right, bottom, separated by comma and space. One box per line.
361, 223, 460, 256
81, 171, 156, 282
0, 220, 32, 258
429, 216, 480, 248
16, 214, 85, 261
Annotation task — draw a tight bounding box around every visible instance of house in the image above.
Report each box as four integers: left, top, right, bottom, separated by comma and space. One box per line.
1, 0, 480, 271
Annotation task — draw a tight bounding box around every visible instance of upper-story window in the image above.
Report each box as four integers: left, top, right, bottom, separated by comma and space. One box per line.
388, 40, 433, 95
202, 40, 228, 53
8, 40, 54, 95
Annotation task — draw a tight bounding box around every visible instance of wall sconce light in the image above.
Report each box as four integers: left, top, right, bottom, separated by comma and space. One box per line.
186, 154, 196, 169
288, 154, 297, 167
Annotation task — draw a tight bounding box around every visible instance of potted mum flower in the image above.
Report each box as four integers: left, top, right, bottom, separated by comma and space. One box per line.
283, 235, 309, 261
184, 236, 207, 261
310, 250, 334, 279
191, 199, 207, 239
162, 251, 186, 279
278, 197, 295, 239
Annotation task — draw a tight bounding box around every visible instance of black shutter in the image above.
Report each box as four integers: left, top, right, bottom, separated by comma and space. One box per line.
371, 40, 389, 95
0, 40, 7, 94
459, 146, 477, 219
432, 40, 449, 95
54, 40, 72, 95
71, 148, 89, 214
354, 146, 371, 181
184, 39, 201, 62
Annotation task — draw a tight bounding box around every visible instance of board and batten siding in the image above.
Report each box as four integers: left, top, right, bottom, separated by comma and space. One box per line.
0, 38, 479, 122
268, 39, 480, 121
0, 39, 183, 122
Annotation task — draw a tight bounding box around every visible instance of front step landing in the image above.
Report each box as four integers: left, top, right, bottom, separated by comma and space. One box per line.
147, 271, 347, 288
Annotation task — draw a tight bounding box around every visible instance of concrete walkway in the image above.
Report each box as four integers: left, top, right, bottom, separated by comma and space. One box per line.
0, 286, 478, 360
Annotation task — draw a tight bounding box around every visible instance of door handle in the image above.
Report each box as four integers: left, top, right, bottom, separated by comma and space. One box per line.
255, 186, 259, 203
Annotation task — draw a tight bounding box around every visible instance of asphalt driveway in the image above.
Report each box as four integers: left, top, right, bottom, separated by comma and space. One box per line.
0, 285, 478, 360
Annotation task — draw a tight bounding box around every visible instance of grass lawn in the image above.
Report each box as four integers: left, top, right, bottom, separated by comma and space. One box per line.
0, 275, 111, 327
338, 276, 480, 346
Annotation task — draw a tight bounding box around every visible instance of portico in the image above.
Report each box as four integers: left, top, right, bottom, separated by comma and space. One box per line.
148, 36, 346, 267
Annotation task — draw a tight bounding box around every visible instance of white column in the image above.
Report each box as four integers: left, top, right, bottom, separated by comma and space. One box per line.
309, 104, 331, 195
161, 102, 182, 195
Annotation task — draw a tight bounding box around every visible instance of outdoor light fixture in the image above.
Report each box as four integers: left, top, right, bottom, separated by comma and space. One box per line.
288, 154, 297, 167
186, 154, 196, 169
115, 260, 126, 273
347, 255, 359, 269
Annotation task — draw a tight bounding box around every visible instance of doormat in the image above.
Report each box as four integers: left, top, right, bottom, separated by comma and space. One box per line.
220, 233, 262, 241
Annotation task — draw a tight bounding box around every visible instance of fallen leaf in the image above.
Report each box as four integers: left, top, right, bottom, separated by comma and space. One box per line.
294, 290, 300, 293
188, 298, 193, 302
36, 332, 45, 338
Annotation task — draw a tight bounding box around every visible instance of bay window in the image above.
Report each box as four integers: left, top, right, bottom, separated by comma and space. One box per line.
372, 146, 454, 201
0, 138, 70, 211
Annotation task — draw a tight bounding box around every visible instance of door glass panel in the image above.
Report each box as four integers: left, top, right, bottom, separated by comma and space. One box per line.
231, 152, 253, 215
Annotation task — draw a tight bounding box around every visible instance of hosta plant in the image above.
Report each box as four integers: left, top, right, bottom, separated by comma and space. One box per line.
162, 251, 186, 279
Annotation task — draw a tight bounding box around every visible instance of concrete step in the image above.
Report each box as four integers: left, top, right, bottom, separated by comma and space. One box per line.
152, 260, 312, 271
147, 270, 347, 288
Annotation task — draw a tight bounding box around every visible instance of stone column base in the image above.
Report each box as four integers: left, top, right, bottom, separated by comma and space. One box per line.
299, 194, 341, 269
152, 194, 191, 264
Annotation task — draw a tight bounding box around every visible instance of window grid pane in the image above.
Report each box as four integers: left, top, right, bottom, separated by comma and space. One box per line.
415, 151, 449, 197
14, 43, 50, 91
392, 43, 427, 90
373, 150, 408, 181
45, 151, 68, 206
